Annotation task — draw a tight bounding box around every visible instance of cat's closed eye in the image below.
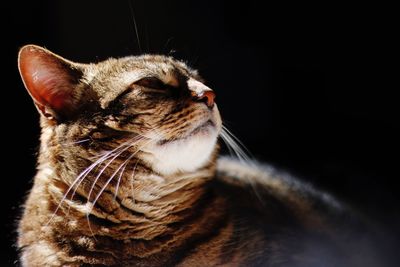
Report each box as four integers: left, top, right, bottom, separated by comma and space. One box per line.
134, 77, 167, 91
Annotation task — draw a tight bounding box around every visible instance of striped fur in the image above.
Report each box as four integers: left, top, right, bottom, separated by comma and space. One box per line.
17, 45, 383, 267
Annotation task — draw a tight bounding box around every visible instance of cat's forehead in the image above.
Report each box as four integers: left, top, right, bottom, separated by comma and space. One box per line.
91, 55, 197, 81
84, 55, 199, 108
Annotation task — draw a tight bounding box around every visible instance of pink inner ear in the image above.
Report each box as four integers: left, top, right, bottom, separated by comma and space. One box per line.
19, 46, 75, 114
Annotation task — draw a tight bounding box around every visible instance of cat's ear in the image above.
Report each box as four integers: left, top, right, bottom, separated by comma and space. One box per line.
18, 45, 85, 121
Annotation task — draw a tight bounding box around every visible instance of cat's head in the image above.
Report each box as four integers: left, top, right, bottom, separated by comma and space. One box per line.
18, 45, 221, 176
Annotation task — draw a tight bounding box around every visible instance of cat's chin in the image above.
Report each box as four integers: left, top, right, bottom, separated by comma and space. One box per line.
156, 120, 215, 146
141, 123, 219, 176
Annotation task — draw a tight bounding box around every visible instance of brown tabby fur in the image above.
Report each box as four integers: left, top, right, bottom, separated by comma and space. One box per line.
17, 45, 382, 267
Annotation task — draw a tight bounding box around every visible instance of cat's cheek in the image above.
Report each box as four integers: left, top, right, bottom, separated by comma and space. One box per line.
141, 130, 219, 176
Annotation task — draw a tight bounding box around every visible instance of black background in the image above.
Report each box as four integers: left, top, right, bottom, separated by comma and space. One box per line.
3, 1, 399, 265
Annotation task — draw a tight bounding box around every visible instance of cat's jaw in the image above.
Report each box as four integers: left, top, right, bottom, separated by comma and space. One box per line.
142, 106, 221, 176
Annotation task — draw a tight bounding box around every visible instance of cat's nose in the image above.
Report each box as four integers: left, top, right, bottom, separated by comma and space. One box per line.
192, 90, 216, 108
187, 78, 216, 109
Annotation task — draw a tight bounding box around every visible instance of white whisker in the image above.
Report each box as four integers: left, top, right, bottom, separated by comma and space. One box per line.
46, 149, 116, 226
60, 138, 90, 146
70, 135, 146, 201
113, 158, 129, 201
46, 135, 143, 226
83, 126, 165, 233
222, 125, 253, 159
130, 160, 140, 200
220, 130, 250, 163
220, 125, 264, 204
86, 137, 143, 202
87, 137, 157, 218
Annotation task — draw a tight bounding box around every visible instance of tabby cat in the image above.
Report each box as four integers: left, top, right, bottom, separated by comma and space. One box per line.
17, 45, 384, 267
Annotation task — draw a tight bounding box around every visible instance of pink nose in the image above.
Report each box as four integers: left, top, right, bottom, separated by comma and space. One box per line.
192, 90, 216, 108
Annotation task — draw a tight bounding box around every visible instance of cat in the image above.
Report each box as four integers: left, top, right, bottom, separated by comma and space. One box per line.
17, 44, 386, 267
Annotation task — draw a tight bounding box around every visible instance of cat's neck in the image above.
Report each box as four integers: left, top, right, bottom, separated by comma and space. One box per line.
28, 135, 225, 265
34, 123, 224, 264
40, 143, 218, 240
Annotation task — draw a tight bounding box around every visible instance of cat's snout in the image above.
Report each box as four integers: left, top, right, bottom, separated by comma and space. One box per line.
187, 78, 216, 109
191, 90, 216, 109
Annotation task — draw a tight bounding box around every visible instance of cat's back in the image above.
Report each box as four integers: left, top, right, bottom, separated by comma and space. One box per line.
216, 156, 344, 225
214, 157, 387, 267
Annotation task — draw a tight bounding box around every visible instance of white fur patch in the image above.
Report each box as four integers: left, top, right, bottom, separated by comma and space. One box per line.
187, 78, 213, 95
142, 103, 222, 176
82, 64, 99, 84
142, 126, 219, 176
119, 71, 145, 86
21, 241, 61, 266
